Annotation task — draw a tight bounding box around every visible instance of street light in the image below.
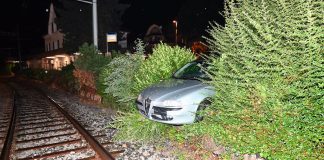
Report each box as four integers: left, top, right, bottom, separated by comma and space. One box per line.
173, 20, 178, 44
76, 0, 98, 47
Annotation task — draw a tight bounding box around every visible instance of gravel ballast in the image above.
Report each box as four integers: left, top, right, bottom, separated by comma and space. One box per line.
35, 82, 177, 160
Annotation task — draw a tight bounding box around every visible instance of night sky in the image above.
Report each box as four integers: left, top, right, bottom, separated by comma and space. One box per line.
0, 0, 51, 59
120, 0, 187, 38
0, 0, 224, 60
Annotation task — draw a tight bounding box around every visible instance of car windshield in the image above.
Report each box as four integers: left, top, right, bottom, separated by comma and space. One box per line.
172, 61, 210, 80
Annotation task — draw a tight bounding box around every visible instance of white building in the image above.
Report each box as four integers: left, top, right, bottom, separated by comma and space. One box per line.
26, 3, 74, 70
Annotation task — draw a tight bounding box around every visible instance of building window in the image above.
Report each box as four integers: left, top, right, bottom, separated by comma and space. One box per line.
57, 40, 60, 48
53, 42, 55, 50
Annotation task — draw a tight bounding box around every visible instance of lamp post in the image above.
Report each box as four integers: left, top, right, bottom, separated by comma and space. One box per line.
76, 0, 98, 47
173, 20, 178, 44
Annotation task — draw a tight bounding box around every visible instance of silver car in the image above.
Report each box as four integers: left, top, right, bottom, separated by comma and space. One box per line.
135, 60, 215, 125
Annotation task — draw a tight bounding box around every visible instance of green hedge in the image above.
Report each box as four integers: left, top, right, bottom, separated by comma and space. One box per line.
100, 54, 144, 106
132, 43, 195, 95
200, 0, 323, 159
73, 43, 111, 97
55, 64, 78, 93
73, 43, 111, 75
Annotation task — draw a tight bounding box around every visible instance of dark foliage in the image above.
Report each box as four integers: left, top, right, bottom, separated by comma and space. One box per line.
55, 0, 129, 52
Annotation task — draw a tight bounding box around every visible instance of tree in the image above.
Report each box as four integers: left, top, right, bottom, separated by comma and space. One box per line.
55, 0, 129, 52
206, 0, 323, 159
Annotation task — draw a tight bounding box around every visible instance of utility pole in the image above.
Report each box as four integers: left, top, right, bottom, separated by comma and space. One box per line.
76, 0, 98, 47
92, 0, 98, 47
17, 24, 22, 69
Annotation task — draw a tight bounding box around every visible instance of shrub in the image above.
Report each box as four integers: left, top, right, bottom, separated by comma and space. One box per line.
110, 50, 123, 59
101, 54, 144, 105
202, 0, 323, 159
20, 68, 59, 82
133, 38, 147, 55
73, 43, 111, 97
132, 43, 195, 95
74, 43, 111, 76
100, 39, 147, 106
55, 64, 78, 93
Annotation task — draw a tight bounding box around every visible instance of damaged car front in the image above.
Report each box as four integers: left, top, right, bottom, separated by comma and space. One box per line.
135, 60, 214, 125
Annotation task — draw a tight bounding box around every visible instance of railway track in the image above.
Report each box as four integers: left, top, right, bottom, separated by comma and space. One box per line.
0, 83, 123, 160
0, 83, 14, 159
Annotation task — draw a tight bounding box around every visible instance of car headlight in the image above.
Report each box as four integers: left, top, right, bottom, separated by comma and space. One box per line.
161, 100, 184, 107
137, 94, 143, 102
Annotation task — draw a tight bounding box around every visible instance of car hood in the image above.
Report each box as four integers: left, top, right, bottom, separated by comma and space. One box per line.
140, 78, 206, 101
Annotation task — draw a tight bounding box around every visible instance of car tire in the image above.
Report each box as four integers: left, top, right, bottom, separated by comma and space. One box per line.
194, 98, 211, 122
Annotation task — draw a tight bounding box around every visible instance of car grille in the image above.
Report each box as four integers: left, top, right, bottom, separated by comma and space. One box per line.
151, 106, 178, 121
144, 98, 151, 114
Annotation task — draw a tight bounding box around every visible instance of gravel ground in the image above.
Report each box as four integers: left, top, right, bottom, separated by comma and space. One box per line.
0, 82, 13, 156
35, 82, 178, 160
10, 84, 98, 160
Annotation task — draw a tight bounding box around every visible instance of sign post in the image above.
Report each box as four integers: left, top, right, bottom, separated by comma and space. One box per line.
106, 33, 117, 56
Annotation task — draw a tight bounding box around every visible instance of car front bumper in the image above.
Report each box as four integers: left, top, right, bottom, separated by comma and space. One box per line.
135, 100, 197, 125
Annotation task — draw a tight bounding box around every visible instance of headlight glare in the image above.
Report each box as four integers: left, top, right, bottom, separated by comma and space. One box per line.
137, 94, 143, 101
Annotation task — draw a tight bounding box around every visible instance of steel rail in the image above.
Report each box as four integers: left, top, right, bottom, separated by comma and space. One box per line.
0, 89, 16, 160
2, 82, 119, 159
45, 94, 115, 160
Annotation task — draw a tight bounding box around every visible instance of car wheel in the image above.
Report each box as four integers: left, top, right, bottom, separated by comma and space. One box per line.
194, 99, 211, 122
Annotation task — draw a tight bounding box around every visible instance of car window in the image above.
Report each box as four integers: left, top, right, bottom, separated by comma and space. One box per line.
173, 61, 209, 80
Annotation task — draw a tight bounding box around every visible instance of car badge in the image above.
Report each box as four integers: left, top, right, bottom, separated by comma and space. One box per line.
144, 98, 151, 115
